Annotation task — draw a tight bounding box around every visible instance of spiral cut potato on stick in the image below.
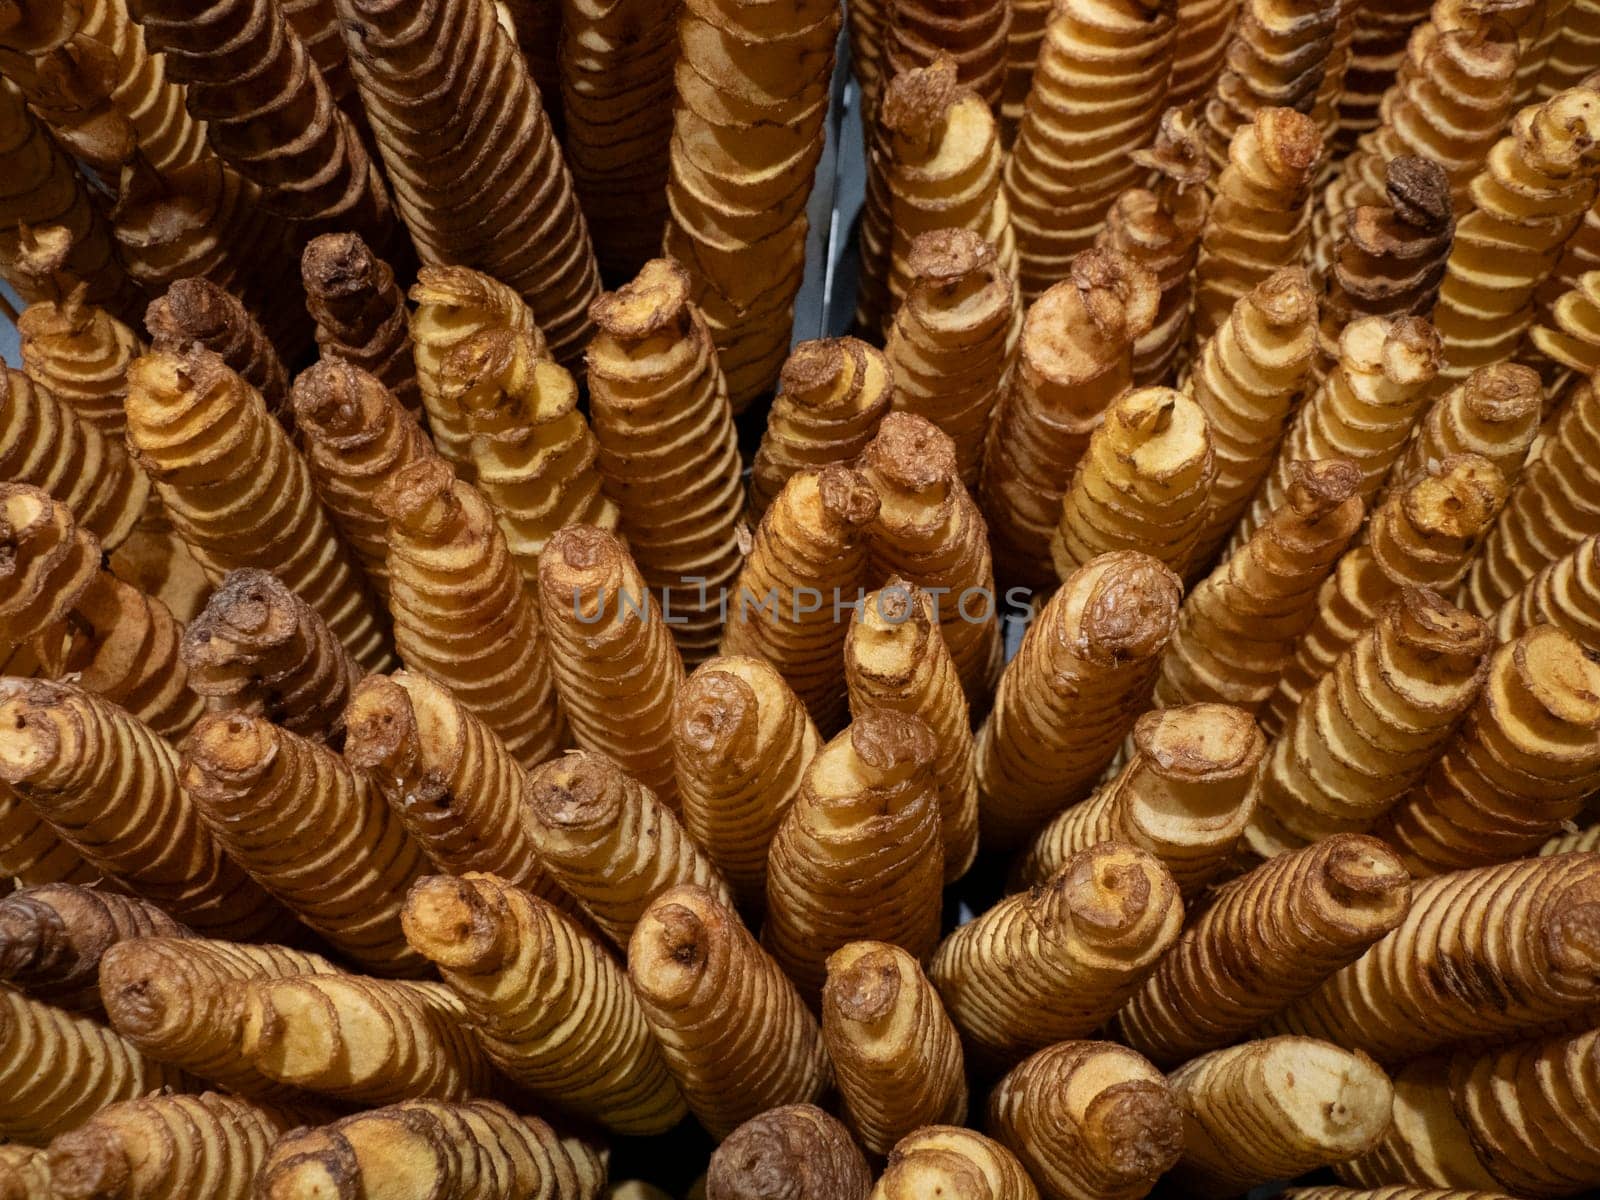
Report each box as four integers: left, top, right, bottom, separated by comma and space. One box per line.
0, 985, 195, 1147
1246, 588, 1494, 857
979, 249, 1158, 590
1186, 267, 1320, 566
884, 229, 1018, 487
1003, 0, 1177, 298
257, 1100, 607, 1200
1530, 267, 1600, 384
378, 458, 566, 769
628, 885, 831, 1140
537, 526, 684, 805
0, 91, 139, 318
822, 941, 968, 1155
97, 936, 340, 1100
123, 347, 389, 670
855, 57, 1019, 336
1095, 106, 1211, 385
523, 751, 732, 949
43, 1090, 300, 1200
721, 468, 880, 736
1016, 702, 1265, 895
976, 551, 1181, 849
342, 670, 578, 915
0, 1144, 49, 1199
0, 883, 189, 1014
0, 365, 148, 555
858, 413, 1002, 702
332, 0, 600, 366
1231, 315, 1443, 552
1051, 385, 1216, 581
1496, 532, 1600, 644
301, 233, 422, 420
129, 0, 399, 251
1335, 0, 1435, 149
662, 0, 841, 409
1266, 851, 1600, 1062
871, 1126, 1040, 1200
1158, 460, 1364, 712
1264, 454, 1507, 736
1465, 376, 1600, 614
585, 258, 745, 665
845, 583, 978, 883
401, 872, 687, 1135
1430, 84, 1600, 387
930, 842, 1183, 1069
0, 679, 293, 941
1167, 1037, 1395, 1198
1372, 624, 1600, 872
0, 484, 201, 738
673, 655, 820, 912
1392, 361, 1542, 488
883, 0, 1011, 110
1115, 833, 1412, 1066
179, 712, 430, 975
987, 1041, 1183, 1200
705, 1106, 872, 1200
748, 338, 892, 523
1192, 107, 1324, 344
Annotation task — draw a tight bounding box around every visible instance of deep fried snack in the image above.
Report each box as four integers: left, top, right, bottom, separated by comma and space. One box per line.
180, 712, 430, 975
1167, 1037, 1395, 1197
333, 0, 600, 366
401, 872, 687, 1134
536, 525, 683, 802
979, 249, 1158, 589
822, 942, 967, 1154
98, 936, 340, 1099
181, 569, 362, 744
975, 551, 1181, 849
883, 0, 1011, 111
145, 279, 290, 424
858, 413, 1001, 701
1393, 361, 1542, 487
1192, 108, 1324, 344
301, 233, 422, 420
343, 670, 576, 914
1373, 624, 1600, 873
1114, 833, 1412, 1066
871, 1126, 1040, 1200
1158, 460, 1364, 711
123, 347, 389, 670
846, 584, 977, 882
930, 843, 1183, 1068
706, 1106, 872, 1200
628, 885, 831, 1139
0, 787, 96, 890
291, 359, 437, 599
523, 751, 732, 948
0, 679, 292, 940
1496, 532, 1600, 645
1051, 386, 1215, 581
661, 0, 840, 408
258, 1100, 606, 1200
586, 258, 745, 663
1336, 0, 1436, 150
1186, 267, 1320, 565
0, 1144, 49, 1200
721, 468, 880, 735
673, 655, 820, 912
884, 230, 1017, 486
748, 338, 892, 522
1335, 1055, 1500, 1193
1265, 852, 1600, 1062
0, 986, 194, 1146
16, 258, 142, 437
1003, 0, 1177, 298
379, 458, 567, 768
0, 884, 188, 1014
1266, 454, 1507, 734
44, 1090, 298, 1200
1017, 703, 1264, 896
763, 710, 943, 1000
987, 1041, 1183, 1200
0, 366, 148, 553
1247, 588, 1493, 855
